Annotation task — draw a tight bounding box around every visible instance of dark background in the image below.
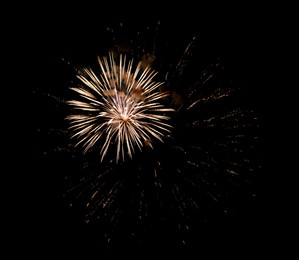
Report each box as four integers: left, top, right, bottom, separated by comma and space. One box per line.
13, 4, 268, 256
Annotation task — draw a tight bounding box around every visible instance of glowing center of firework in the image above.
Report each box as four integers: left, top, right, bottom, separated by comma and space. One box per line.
66, 52, 174, 163
121, 114, 129, 122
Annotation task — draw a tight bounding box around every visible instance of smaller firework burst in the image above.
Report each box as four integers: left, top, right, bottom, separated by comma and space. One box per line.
66, 52, 174, 163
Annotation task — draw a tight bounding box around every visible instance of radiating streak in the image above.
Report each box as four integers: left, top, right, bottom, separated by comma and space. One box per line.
172, 184, 186, 217
186, 88, 233, 111
86, 180, 123, 219
175, 36, 197, 77
226, 169, 239, 176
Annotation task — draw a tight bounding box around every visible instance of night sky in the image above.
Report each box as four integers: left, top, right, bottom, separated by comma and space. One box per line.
25, 6, 266, 256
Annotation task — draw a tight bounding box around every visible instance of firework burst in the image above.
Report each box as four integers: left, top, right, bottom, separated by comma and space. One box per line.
35, 18, 262, 248
66, 52, 174, 163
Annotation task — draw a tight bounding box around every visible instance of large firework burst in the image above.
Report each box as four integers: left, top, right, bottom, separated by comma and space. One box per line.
66, 52, 174, 163
34, 17, 262, 249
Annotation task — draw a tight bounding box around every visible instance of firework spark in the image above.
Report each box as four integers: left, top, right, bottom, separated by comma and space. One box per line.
66, 52, 174, 163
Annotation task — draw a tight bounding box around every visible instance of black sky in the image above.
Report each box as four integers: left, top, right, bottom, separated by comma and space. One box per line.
18, 5, 267, 256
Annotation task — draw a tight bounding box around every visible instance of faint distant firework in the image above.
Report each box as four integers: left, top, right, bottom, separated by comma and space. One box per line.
37, 19, 262, 247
